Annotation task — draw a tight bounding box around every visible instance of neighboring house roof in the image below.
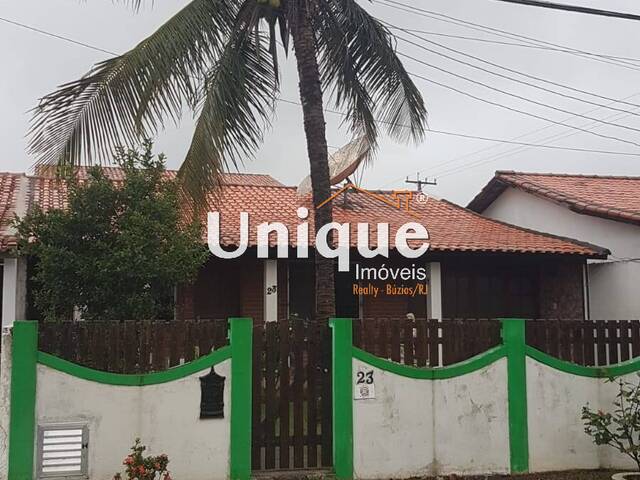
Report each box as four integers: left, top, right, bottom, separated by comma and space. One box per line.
0, 167, 607, 258
468, 171, 640, 226
207, 183, 607, 257
35, 165, 284, 187
0, 169, 284, 253
0, 173, 25, 251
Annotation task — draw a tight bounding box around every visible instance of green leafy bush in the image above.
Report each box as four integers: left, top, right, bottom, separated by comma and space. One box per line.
583, 376, 640, 470
16, 141, 208, 321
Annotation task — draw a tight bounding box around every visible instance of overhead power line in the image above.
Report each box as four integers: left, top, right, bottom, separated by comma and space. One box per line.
377, 0, 640, 72
435, 113, 638, 178
429, 100, 640, 178
0, 16, 116, 55
380, 90, 640, 188
400, 55, 640, 147
382, 20, 640, 114
385, 26, 640, 65
5, 11, 640, 170
277, 98, 640, 157
8, 13, 639, 156
492, 1, 640, 21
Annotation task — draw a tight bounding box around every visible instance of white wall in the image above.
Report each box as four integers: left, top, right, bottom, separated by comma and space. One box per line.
352, 358, 509, 478
483, 188, 640, 319
36, 361, 231, 480
1, 257, 27, 328
527, 357, 638, 471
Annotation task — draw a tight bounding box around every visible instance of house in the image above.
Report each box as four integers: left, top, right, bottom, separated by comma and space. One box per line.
0, 168, 609, 324
180, 178, 607, 322
0, 173, 28, 328
468, 171, 640, 319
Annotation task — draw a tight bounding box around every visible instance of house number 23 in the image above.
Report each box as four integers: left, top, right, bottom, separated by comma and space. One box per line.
356, 370, 374, 385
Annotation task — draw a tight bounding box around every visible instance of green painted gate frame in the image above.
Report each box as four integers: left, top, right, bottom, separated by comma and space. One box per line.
6, 318, 253, 480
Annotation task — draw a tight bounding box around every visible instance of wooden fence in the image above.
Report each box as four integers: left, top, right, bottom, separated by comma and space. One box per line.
34, 317, 640, 373
526, 319, 640, 366
38, 319, 229, 373
353, 317, 502, 367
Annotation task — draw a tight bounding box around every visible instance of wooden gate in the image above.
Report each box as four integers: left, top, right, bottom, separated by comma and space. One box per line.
252, 319, 333, 472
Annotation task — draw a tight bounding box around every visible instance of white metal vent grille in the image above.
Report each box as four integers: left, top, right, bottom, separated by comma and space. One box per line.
37, 423, 88, 478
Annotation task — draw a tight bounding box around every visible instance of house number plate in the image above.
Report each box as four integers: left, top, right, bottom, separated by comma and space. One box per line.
354, 369, 375, 400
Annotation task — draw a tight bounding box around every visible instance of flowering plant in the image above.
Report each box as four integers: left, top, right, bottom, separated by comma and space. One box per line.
583, 376, 640, 470
113, 439, 171, 480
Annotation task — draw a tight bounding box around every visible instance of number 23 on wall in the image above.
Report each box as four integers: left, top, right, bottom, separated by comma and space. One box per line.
356, 370, 374, 385
354, 369, 376, 400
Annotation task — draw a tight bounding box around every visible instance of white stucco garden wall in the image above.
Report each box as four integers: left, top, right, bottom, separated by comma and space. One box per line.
352, 357, 509, 478
35, 360, 231, 480
527, 357, 638, 471
483, 187, 640, 319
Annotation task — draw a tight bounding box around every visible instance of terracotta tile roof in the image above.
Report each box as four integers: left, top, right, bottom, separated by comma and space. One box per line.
34, 165, 284, 187
0, 169, 284, 252
0, 168, 606, 257
0, 173, 24, 251
30, 177, 71, 212
207, 184, 607, 257
468, 171, 640, 226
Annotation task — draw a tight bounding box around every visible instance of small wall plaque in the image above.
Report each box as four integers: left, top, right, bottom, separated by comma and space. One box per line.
354, 369, 376, 400
199, 367, 225, 418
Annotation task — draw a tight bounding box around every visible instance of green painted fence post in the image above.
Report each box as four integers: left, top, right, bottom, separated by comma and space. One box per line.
8, 321, 38, 480
229, 317, 252, 480
501, 318, 529, 474
330, 317, 353, 480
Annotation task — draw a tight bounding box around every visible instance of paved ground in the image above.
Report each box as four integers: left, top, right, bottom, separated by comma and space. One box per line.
253, 470, 621, 480
423, 470, 618, 480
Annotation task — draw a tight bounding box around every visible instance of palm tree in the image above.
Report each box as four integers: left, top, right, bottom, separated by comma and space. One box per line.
28, 0, 427, 321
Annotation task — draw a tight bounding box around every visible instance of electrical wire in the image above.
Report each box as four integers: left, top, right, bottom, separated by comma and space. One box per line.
0, 16, 117, 55
402, 61, 640, 148
277, 97, 640, 157
4, 11, 640, 176
491, 0, 640, 21
384, 26, 640, 65
434, 107, 640, 179
376, 0, 640, 72
378, 90, 640, 188
429, 104, 640, 177
383, 20, 640, 114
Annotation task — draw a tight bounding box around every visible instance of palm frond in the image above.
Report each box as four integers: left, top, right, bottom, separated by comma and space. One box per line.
178, 28, 279, 205
107, 1, 154, 12
29, 0, 239, 168
315, 0, 427, 148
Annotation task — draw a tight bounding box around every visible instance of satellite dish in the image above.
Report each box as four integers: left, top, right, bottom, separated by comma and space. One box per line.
297, 136, 371, 196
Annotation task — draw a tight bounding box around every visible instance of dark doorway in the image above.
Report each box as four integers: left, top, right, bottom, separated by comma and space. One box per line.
251, 319, 332, 471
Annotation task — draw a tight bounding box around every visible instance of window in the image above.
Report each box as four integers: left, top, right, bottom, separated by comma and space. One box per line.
37, 423, 88, 478
442, 261, 540, 319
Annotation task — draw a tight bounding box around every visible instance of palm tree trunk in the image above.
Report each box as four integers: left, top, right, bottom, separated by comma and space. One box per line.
291, 6, 335, 322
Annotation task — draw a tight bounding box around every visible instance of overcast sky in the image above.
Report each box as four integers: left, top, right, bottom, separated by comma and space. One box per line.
2, 0, 640, 206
